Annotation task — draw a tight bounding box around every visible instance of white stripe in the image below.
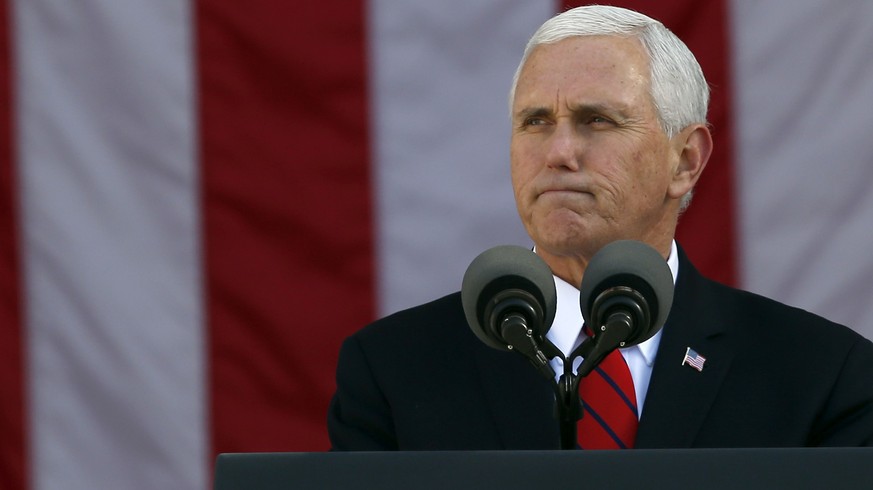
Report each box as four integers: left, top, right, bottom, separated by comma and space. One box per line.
371, 0, 557, 315
731, 0, 873, 340
14, 1, 205, 488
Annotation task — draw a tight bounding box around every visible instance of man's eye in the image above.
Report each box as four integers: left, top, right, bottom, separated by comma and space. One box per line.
524, 117, 545, 126
588, 115, 613, 125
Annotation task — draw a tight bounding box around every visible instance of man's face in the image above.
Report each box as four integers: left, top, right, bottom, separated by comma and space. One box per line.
511, 35, 682, 264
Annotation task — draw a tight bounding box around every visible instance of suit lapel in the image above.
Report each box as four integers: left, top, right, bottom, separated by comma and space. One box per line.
635, 249, 734, 448
472, 341, 561, 449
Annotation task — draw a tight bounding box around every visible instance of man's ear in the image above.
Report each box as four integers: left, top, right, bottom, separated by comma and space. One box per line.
668, 124, 713, 200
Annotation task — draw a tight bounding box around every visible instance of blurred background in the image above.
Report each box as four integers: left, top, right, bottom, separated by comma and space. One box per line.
2, 0, 873, 489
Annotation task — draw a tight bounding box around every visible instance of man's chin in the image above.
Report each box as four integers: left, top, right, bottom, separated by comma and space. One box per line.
535, 221, 629, 253
534, 235, 602, 260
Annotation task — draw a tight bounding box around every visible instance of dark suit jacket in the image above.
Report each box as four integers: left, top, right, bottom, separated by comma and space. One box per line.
328, 247, 873, 450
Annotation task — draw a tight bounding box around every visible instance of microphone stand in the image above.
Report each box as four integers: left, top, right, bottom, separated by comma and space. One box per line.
539, 338, 601, 450
505, 312, 631, 449
545, 326, 633, 450
554, 370, 582, 449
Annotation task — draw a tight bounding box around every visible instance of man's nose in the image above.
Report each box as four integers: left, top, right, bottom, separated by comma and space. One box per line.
544, 123, 581, 171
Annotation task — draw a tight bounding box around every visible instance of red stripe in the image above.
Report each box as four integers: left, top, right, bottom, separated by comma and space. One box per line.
198, 0, 374, 455
0, 0, 27, 487
563, 0, 738, 285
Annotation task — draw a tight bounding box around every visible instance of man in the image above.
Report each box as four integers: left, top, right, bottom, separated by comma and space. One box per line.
328, 5, 873, 450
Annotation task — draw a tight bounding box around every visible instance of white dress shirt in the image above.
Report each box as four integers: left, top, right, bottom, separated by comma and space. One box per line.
543, 240, 679, 418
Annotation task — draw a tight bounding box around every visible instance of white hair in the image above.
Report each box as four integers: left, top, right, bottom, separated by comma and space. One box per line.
509, 6, 711, 210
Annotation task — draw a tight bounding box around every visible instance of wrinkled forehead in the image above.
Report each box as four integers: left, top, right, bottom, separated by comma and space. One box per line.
524, 34, 651, 79
510, 34, 654, 110
512, 36, 654, 109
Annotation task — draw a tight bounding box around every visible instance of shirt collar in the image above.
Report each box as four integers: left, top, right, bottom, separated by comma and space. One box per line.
543, 240, 679, 367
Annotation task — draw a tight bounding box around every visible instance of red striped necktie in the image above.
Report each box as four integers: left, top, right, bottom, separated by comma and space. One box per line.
577, 327, 638, 449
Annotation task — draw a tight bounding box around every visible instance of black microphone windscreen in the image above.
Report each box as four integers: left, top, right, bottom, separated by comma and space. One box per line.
461, 245, 557, 351
578, 240, 674, 346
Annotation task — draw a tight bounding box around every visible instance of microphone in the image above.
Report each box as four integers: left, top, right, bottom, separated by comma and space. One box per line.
575, 240, 674, 377
461, 245, 558, 376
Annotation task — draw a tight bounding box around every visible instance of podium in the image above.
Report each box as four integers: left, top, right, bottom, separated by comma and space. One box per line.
214, 448, 873, 490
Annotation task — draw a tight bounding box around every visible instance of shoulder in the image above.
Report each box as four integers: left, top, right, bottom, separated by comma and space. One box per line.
675, 247, 871, 366
351, 292, 467, 346
338, 292, 479, 375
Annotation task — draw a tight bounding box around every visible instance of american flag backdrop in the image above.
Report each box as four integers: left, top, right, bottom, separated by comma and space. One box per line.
2, 0, 873, 488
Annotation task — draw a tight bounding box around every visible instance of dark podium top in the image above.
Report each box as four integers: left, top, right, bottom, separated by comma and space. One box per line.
214, 448, 873, 490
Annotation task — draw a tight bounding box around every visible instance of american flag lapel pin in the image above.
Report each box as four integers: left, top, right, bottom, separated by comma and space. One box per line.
682, 347, 706, 372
